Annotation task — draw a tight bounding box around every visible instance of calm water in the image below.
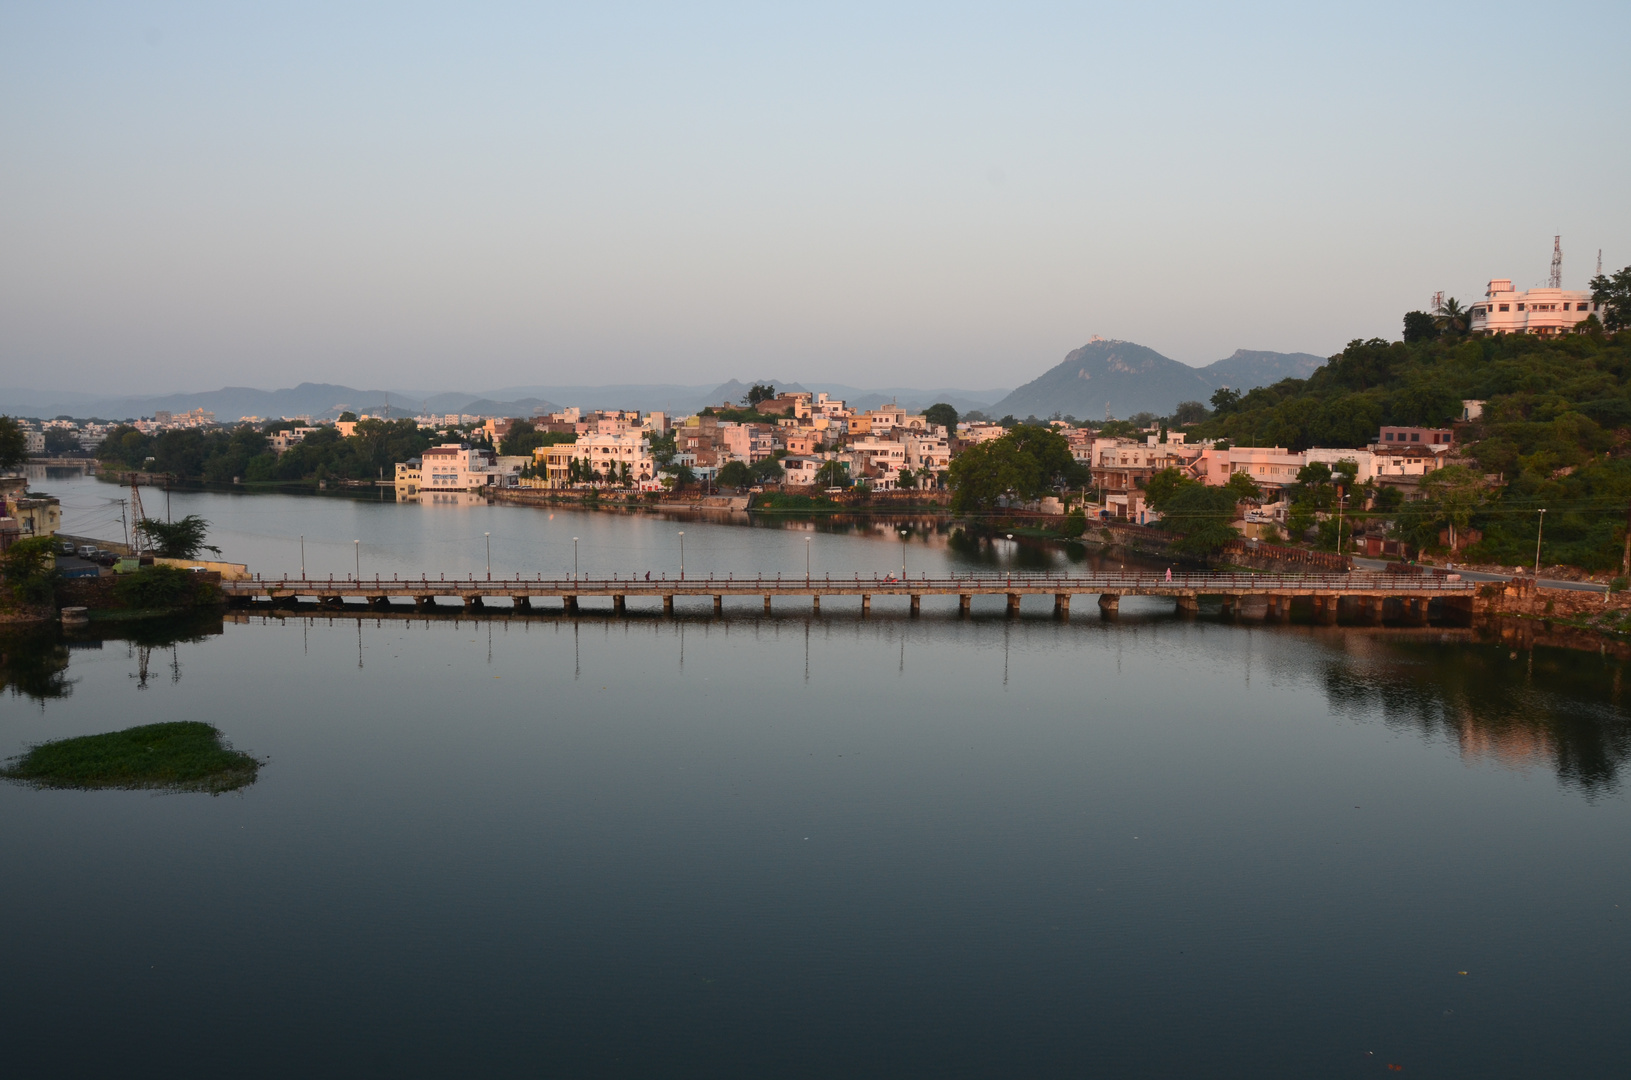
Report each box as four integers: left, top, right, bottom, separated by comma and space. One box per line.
3, 476, 1629, 1078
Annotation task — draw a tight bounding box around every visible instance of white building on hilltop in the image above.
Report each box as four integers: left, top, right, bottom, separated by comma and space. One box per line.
1471, 279, 1599, 337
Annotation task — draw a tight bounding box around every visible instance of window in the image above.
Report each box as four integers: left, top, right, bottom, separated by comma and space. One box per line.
1410, 433, 1420, 442
1499, 303, 1510, 311
1517, 303, 1525, 311
1578, 303, 1589, 311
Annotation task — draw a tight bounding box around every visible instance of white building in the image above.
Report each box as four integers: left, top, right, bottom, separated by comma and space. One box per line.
414, 443, 511, 492
1471, 279, 1600, 337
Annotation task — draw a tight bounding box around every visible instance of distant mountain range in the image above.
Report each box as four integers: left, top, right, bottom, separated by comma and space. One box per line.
0, 345, 1321, 423
0, 380, 1014, 422
987, 342, 1325, 421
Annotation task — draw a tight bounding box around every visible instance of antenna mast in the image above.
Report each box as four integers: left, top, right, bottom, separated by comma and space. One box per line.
1599, 249, 1604, 278
128, 477, 147, 555
1432, 291, 1445, 315
1549, 235, 1562, 289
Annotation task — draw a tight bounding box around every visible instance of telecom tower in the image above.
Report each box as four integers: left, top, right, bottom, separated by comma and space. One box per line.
1431, 291, 1445, 315
1549, 235, 1563, 289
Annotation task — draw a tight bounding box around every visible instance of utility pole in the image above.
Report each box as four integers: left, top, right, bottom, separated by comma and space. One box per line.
901, 528, 909, 580
677, 531, 684, 580
354, 539, 360, 580
485, 532, 491, 580
1621, 505, 1631, 579
1534, 509, 1546, 576
300, 535, 305, 578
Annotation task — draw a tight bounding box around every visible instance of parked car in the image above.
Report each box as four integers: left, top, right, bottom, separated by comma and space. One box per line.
58, 540, 76, 555
77, 545, 98, 558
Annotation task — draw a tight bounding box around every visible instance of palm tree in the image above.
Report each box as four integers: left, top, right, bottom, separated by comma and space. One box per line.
1435, 298, 1468, 334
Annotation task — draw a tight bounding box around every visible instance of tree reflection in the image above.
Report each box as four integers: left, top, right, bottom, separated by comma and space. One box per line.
1323, 637, 1631, 794
0, 614, 223, 706
0, 633, 73, 702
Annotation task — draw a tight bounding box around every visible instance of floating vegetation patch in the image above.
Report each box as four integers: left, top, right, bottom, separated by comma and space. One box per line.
0, 721, 260, 794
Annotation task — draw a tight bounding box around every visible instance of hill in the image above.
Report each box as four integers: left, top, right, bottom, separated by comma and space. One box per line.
987, 340, 1210, 420
1202, 349, 1325, 389
988, 340, 1327, 421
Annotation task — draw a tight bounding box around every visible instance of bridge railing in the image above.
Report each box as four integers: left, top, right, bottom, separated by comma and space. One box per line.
224, 570, 1479, 593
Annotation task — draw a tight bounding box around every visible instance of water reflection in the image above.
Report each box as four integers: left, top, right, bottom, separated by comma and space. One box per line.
1323, 632, 1631, 794
0, 634, 73, 702
0, 615, 224, 705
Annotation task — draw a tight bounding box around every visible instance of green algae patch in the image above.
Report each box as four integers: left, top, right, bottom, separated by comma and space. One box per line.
1, 721, 260, 794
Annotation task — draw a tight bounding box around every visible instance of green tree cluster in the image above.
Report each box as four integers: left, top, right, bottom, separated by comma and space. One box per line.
946, 424, 1086, 512
98, 419, 436, 484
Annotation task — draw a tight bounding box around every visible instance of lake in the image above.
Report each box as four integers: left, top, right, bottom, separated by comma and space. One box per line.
3, 473, 1629, 1078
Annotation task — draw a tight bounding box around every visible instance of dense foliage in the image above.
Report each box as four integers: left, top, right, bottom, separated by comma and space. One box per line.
1, 536, 59, 607
947, 424, 1086, 512
0, 416, 25, 469
98, 418, 435, 483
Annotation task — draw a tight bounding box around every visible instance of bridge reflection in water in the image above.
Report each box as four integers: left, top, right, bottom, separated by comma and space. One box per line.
223, 571, 1481, 623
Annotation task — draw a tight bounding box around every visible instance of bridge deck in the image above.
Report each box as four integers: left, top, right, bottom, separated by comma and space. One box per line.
224, 571, 1478, 602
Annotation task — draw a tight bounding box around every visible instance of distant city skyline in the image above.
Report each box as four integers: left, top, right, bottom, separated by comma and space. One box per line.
2, 2, 1627, 395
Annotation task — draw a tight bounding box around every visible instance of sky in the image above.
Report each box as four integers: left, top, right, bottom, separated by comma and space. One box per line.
2, 1, 1628, 396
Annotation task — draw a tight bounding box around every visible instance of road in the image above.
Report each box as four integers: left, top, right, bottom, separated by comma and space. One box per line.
1350, 556, 1609, 594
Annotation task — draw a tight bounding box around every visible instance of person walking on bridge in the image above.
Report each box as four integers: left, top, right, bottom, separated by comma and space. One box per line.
1165, 566, 1173, 582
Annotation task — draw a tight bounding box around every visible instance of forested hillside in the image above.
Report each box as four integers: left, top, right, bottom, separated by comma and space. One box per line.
1195, 329, 1631, 570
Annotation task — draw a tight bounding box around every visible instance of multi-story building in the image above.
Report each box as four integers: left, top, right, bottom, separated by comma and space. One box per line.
531, 433, 659, 489
901, 432, 951, 478
408, 443, 512, 493
1470, 279, 1600, 337
1378, 426, 1452, 447
719, 423, 775, 464
1090, 435, 1203, 493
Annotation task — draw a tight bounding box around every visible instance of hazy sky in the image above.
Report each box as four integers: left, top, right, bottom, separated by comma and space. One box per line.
3, 1, 1628, 395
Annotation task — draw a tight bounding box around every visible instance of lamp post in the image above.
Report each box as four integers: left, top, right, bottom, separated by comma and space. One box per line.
573, 537, 579, 582
485, 532, 491, 580
1534, 509, 1546, 576
901, 528, 909, 580
806, 535, 811, 582
300, 534, 305, 579
678, 531, 685, 580
353, 539, 359, 580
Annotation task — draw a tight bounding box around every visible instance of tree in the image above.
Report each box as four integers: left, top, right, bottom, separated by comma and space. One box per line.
1143, 467, 1190, 508
1411, 464, 1489, 551
136, 515, 221, 559
717, 460, 754, 489
1, 536, 59, 606
1403, 310, 1439, 343
896, 466, 917, 489
43, 428, 82, 454
1209, 388, 1241, 414
1155, 485, 1240, 557
0, 417, 26, 470
813, 459, 850, 488
750, 457, 785, 484
1590, 265, 1631, 332
744, 384, 776, 407
946, 424, 1083, 512
924, 403, 959, 432
1434, 298, 1468, 335
1173, 401, 1209, 425
338, 411, 358, 423
1225, 471, 1262, 500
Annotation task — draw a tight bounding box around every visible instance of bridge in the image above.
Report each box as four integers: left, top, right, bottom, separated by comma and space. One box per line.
222, 570, 1483, 623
